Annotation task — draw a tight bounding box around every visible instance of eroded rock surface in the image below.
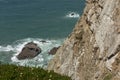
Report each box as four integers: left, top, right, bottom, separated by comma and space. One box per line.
48, 46, 60, 55
17, 42, 41, 60
48, 0, 120, 80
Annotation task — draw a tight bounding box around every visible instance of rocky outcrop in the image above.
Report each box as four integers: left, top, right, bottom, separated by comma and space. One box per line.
48, 0, 120, 80
17, 42, 41, 60
48, 46, 60, 55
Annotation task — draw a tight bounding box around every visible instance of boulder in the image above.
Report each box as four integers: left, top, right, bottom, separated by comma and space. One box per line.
48, 46, 60, 55
17, 42, 41, 60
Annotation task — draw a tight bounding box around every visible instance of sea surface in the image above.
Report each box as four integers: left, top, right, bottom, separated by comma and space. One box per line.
0, 0, 85, 68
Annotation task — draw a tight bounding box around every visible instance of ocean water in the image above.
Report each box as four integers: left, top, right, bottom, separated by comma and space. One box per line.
0, 0, 85, 68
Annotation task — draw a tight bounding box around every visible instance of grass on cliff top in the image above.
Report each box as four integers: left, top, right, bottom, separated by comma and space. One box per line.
0, 64, 71, 80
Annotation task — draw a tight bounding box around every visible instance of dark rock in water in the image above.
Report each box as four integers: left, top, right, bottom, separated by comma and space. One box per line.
40, 40, 47, 43
71, 12, 74, 15
17, 42, 41, 60
48, 46, 60, 55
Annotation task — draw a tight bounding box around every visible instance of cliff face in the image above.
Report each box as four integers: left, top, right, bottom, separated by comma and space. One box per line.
48, 0, 120, 80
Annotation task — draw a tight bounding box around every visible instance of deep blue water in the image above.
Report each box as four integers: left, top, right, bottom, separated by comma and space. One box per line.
0, 0, 85, 44
0, 0, 85, 67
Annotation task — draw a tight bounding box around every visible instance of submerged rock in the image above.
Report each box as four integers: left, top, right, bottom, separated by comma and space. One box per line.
48, 46, 60, 55
17, 42, 41, 60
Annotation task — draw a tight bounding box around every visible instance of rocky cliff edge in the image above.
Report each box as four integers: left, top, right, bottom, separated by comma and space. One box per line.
48, 0, 120, 80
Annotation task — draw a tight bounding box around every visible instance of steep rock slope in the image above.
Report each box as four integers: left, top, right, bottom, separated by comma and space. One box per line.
48, 0, 120, 80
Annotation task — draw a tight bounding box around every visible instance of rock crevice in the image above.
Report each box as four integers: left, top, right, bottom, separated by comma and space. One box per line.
48, 0, 120, 80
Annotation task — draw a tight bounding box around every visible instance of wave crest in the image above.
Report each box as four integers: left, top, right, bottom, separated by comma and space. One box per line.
65, 12, 80, 18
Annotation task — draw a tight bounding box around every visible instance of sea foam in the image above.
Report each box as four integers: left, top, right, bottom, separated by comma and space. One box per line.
0, 38, 64, 68
65, 11, 80, 18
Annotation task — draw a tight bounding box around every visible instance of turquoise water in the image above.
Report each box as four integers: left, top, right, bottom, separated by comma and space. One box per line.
0, 0, 85, 67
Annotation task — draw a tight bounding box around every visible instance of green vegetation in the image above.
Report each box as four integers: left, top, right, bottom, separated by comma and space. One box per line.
103, 73, 113, 80
0, 64, 71, 80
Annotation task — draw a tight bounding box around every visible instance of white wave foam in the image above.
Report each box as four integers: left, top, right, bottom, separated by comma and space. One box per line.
65, 12, 80, 18
0, 38, 64, 68
0, 45, 14, 52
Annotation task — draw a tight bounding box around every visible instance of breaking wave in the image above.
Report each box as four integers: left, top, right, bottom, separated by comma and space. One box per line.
65, 11, 80, 18
0, 38, 64, 68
